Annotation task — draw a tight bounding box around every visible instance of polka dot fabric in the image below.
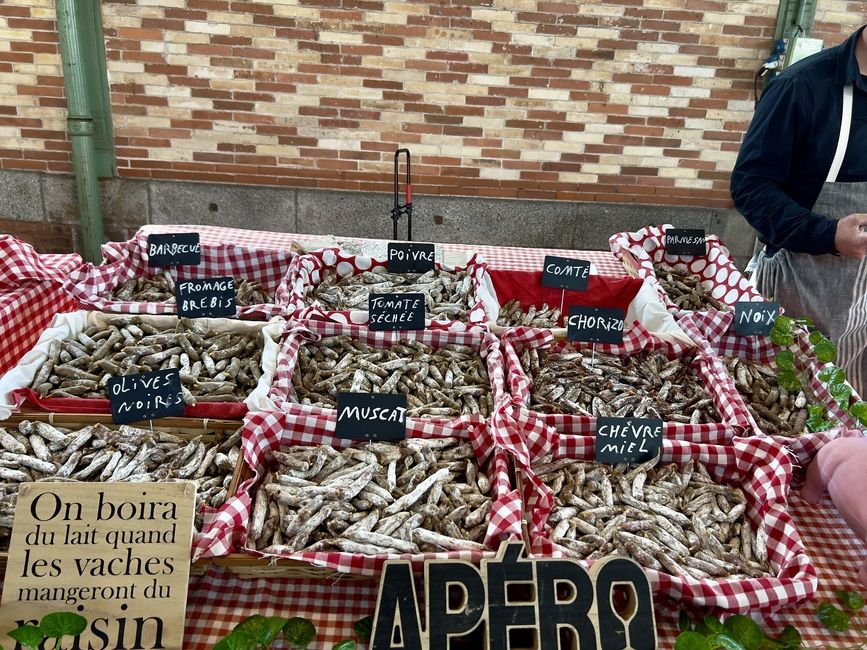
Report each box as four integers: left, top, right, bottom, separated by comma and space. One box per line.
610, 224, 767, 318
280, 247, 491, 331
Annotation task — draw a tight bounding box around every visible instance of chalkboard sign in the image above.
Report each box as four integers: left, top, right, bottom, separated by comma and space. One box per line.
541, 255, 591, 291
336, 392, 408, 441
595, 417, 663, 464
566, 306, 625, 344
147, 233, 201, 266
108, 368, 185, 424
733, 301, 780, 336
387, 242, 436, 273
368, 292, 425, 331
664, 228, 707, 256
176, 277, 236, 318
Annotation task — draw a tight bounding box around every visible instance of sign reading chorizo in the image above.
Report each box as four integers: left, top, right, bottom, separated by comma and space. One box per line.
146, 233, 201, 266
387, 242, 436, 273
595, 417, 663, 464
107, 369, 184, 424
336, 392, 408, 441
664, 228, 707, 256
733, 301, 779, 336
371, 542, 657, 650
176, 276, 236, 318
542, 255, 591, 291
566, 306, 625, 344
369, 292, 425, 331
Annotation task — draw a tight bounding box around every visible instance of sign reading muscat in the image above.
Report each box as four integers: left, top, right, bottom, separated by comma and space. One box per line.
0, 482, 195, 650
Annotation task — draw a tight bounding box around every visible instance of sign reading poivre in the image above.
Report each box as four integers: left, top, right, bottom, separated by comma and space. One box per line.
566, 306, 625, 344
0, 482, 195, 650
595, 417, 664, 464
541, 255, 591, 292
176, 277, 236, 318
336, 392, 408, 441
387, 243, 436, 273
664, 228, 707, 256
107, 369, 184, 424
733, 301, 780, 336
146, 233, 201, 267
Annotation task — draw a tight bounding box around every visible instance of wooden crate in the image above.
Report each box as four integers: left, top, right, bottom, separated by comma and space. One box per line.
0, 413, 244, 574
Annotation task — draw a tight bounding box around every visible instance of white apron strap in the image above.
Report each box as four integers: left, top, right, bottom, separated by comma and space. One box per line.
826, 84, 854, 184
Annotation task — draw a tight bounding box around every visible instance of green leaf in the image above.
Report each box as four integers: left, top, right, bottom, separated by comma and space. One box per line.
777, 368, 801, 392
837, 590, 866, 611
332, 641, 356, 650
232, 615, 285, 648
675, 631, 710, 650
703, 616, 725, 634
710, 633, 747, 650
816, 602, 850, 632
283, 617, 317, 649
354, 616, 373, 642
848, 401, 867, 426
809, 330, 824, 345
7, 625, 44, 650
774, 350, 795, 370
723, 615, 763, 650
769, 329, 795, 348
679, 610, 692, 632
39, 612, 87, 640
814, 339, 837, 363
819, 366, 846, 384
830, 382, 852, 407
772, 315, 793, 335
777, 625, 801, 649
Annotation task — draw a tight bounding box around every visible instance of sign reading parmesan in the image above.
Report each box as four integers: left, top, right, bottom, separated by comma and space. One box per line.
0, 482, 195, 650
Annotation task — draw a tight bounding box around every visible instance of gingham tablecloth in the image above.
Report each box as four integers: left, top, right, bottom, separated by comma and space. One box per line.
138, 224, 628, 276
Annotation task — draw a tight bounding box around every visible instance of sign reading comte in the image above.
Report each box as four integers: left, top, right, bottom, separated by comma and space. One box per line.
371, 542, 657, 650
0, 482, 195, 650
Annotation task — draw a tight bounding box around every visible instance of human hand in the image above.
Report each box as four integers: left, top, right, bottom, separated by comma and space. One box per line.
834, 213, 867, 258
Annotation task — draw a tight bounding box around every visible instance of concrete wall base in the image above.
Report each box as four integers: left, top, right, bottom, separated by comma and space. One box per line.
0, 170, 756, 268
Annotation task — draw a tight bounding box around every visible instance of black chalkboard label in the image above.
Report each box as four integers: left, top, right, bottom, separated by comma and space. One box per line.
665, 229, 707, 256
733, 301, 780, 336
541, 255, 591, 292
147, 233, 201, 266
368, 292, 425, 331
595, 417, 663, 464
387, 242, 436, 273
176, 276, 236, 318
336, 392, 408, 441
566, 306, 625, 344
108, 368, 185, 424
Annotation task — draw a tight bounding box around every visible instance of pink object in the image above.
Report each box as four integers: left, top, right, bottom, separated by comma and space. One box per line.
802, 436, 867, 585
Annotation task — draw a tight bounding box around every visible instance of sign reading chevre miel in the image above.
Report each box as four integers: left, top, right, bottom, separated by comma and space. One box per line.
0, 482, 195, 650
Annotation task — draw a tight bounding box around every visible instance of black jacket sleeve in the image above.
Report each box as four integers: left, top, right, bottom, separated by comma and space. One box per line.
730, 76, 839, 255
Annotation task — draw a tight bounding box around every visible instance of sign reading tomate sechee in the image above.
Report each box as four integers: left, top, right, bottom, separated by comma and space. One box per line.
0, 482, 195, 650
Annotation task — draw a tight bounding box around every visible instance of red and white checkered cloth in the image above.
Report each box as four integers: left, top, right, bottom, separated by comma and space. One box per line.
0, 234, 83, 289
62, 232, 295, 319
521, 431, 816, 613
282, 248, 490, 329
233, 410, 523, 575
138, 224, 628, 276
0, 283, 78, 376
609, 224, 765, 317
680, 310, 864, 465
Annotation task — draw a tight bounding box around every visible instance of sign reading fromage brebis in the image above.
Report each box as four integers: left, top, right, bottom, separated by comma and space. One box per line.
371, 542, 657, 649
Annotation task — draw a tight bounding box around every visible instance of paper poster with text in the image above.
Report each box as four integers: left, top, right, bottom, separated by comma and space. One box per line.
0, 482, 195, 650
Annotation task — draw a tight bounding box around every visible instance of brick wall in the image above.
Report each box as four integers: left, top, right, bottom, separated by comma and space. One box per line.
1, 0, 864, 211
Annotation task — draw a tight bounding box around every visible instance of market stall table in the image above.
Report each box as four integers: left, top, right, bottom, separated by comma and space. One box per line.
1, 227, 864, 648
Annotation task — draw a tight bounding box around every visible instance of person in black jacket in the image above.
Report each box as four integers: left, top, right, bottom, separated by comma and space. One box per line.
731, 24, 867, 391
